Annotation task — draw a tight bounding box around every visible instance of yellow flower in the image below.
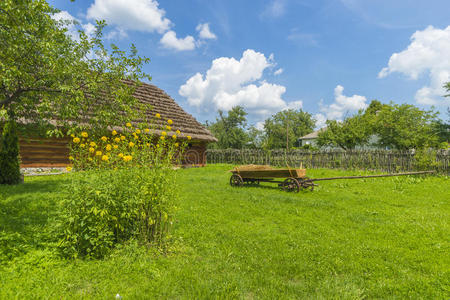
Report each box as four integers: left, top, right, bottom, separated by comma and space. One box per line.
101, 155, 109, 161
126, 122, 132, 127
187, 135, 192, 140
166, 125, 171, 130
88, 157, 93, 161
113, 144, 118, 149
90, 141, 96, 147
175, 142, 179, 147
80, 143, 86, 148
155, 113, 161, 118
128, 141, 135, 147
69, 156, 74, 160
123, 155, 133, 162
101, 136, 108, 142
135, 129, 141, 134
81, 132, 88, 138
73, 137, 80, 143
176, 130, 181, 135
161, 131, 167, 136
146, 143, 150, 147
120, 135, 126, 141
118, 153, 124, 158
70, 133, 75, 138
66, 166, 73, 172
133, 133, 138, 140
172, 135, 177, 140
112, 130, 117, 136
96, 151, 102, 156
167, 119, 173, 125
145, 128, 150, 133
89, 147, 95, 153
114, 137, 121, 143
106, 144, 112, 151
156, 144, 160, 148
160, 136, 165, 140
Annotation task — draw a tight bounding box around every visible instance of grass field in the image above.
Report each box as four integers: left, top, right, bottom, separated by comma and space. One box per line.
0, 165, 449, 299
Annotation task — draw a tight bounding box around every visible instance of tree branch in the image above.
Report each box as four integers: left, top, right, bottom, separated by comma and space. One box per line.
0, 86, 63, 107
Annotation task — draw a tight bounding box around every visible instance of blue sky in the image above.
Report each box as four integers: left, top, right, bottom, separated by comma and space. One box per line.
50, 0, 450, 128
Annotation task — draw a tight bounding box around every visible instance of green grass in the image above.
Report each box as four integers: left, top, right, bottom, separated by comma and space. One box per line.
0, 165, 449, 299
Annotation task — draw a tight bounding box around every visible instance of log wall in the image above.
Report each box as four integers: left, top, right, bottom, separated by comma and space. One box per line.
19, 137, 71, 167
17, 136, 208, 168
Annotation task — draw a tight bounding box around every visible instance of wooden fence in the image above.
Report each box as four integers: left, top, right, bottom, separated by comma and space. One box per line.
206, 149, 450, 173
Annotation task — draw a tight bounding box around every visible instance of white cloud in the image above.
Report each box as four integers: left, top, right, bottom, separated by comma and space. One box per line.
274, 68, 283, 75
52, 11, 78, 39
179, 49, 299, 121
314, 85, 368, 128
286, 100, 303, 110
379, 25, 450, 106
87, 0, 171, 34
52, 11, 96, 40
255, 121, 265, 131
160, 31, 195, 51
261, 0, 286, 18
82, 23, 97, 38
313, 113, 327, 129
106, 27, 128, 40
196, 23, 217, 40
287, 28, 319, 47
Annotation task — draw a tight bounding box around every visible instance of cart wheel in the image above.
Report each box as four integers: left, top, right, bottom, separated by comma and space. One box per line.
300, 177, 314, 191
282, 177, 300, 192
230, 174, 243, 187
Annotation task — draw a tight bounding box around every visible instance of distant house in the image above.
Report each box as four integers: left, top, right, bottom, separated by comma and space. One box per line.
17, 81, 217, 167
298, 128, 326, 147
298, 128, 382, 149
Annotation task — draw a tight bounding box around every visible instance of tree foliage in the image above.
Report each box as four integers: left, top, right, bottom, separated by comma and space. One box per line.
207, 106, 249, 149
0, 0, 150, 133
263, 109, 315, 149
373, 103, 438, 150
317, 112, 372, 150
317, 100, 440, 150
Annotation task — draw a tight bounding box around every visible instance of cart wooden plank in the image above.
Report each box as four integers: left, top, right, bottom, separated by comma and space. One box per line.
231, 169, 306, 179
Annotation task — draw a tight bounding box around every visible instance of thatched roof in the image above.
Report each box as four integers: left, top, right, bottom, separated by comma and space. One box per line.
122, 80, 217, 142
15, 80, 216, 143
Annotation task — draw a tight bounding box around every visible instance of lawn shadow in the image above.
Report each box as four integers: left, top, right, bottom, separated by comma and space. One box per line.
0, 177, 68, 253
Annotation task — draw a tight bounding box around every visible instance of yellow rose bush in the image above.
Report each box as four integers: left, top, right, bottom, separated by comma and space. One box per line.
59, 119, 188, 259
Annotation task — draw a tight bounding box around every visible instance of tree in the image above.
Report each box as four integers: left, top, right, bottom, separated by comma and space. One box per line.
317, 112, 372, 150
0, 0, 150, 184
207, 106, 249, 149
246, 125, 264, 149
263, 109, 315, 149
0, 0, 150, 131
0, 117, 21, 184
374, 103, 438, 150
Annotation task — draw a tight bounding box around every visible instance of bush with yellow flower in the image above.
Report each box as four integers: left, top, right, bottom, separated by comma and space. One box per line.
60, 117, 189, 259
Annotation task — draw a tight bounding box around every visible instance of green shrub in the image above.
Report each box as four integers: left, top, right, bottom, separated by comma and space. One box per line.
58, 120, 184, 259
0, 119, 21, 185
414, 148, 439, 171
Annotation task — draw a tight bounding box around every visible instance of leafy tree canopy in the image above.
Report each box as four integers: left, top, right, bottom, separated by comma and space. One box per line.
317, 111, 372, 150
207, 106, 249, 149
0, 0, 150, 134
263, 109, 315, 149
374, 103, 439, 150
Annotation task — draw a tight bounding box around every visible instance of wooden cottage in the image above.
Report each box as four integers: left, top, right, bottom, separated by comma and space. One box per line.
17, 82, 217, 167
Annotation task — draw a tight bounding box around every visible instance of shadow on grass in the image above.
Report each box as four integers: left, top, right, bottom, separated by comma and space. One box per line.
233, 182, 314, 194
0, 176, 68, 260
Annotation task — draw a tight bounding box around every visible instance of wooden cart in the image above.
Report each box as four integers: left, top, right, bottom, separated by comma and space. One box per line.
230, 165, 434, 192
230, 166, 315, 192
